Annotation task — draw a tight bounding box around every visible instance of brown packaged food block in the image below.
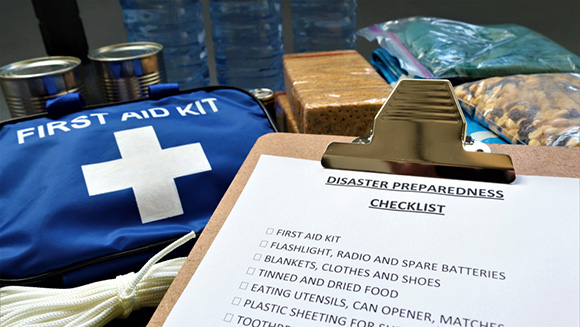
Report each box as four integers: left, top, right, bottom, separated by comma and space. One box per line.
275, 92, 299, 133
283, 50, 392, 136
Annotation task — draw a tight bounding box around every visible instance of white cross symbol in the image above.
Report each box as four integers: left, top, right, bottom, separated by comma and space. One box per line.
81, 126, 212, 223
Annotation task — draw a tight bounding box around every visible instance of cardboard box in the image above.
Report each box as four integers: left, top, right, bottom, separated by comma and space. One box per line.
275, 92, 299, 133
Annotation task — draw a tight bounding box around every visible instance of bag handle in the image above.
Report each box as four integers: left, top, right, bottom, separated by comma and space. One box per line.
46, 92, 86, 118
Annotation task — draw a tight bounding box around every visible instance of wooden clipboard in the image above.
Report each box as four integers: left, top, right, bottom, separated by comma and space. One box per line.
148, 132, 580, 326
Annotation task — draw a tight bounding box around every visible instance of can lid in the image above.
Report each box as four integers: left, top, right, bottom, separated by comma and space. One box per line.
249, 88, 275, 101
0, 56, 81, 79
88, 42, 163, 62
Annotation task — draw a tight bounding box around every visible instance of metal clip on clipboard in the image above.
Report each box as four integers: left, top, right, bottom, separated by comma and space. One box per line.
322, 79, 516, 183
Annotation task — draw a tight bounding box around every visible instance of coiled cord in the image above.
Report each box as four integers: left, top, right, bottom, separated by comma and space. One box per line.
0, 231, 195, 327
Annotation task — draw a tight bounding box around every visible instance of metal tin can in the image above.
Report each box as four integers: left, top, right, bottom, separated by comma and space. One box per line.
0, 56, 85, 118
88, 42, 166, 103
249, 88, 275, 118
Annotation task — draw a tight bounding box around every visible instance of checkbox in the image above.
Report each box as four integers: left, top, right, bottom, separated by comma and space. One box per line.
224, 313, 234, 323
253, 253, 262, 261
259, 240, 268, 248
247, 267, 255, 275
239, 282, 248, 290
232, 297, 242, 306
266, 228, 274, 235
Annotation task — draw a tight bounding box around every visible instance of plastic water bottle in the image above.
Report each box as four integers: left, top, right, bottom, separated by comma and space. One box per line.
291, 0, 357, 53
119, 0, 210, 90
209, 0, 285, 91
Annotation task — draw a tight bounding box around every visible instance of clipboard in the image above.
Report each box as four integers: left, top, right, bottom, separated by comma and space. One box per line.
148, 81, 580, 326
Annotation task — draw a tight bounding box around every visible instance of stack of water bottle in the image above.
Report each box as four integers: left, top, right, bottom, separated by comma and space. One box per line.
210, 0, 285, 91
120, 0, 210, 89
291, 0, 357, 53
119, 0, 357, 92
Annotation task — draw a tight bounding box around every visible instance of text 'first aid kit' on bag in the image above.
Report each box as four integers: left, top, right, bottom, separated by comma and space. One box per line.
0, 85, 277, 288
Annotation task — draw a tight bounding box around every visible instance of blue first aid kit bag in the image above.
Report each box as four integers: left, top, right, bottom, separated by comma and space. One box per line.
0, 85, 276, 287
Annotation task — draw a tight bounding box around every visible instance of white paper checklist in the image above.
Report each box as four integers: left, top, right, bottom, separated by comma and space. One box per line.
164, 155, 580, 327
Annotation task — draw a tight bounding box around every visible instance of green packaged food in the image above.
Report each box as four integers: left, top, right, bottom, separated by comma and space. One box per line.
359, 17, 580, 83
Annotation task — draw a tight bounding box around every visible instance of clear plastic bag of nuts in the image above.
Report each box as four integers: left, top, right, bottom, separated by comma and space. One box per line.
455, 73, 580, 147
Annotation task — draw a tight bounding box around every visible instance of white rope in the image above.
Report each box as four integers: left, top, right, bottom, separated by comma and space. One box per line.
0, 231, 196, 327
